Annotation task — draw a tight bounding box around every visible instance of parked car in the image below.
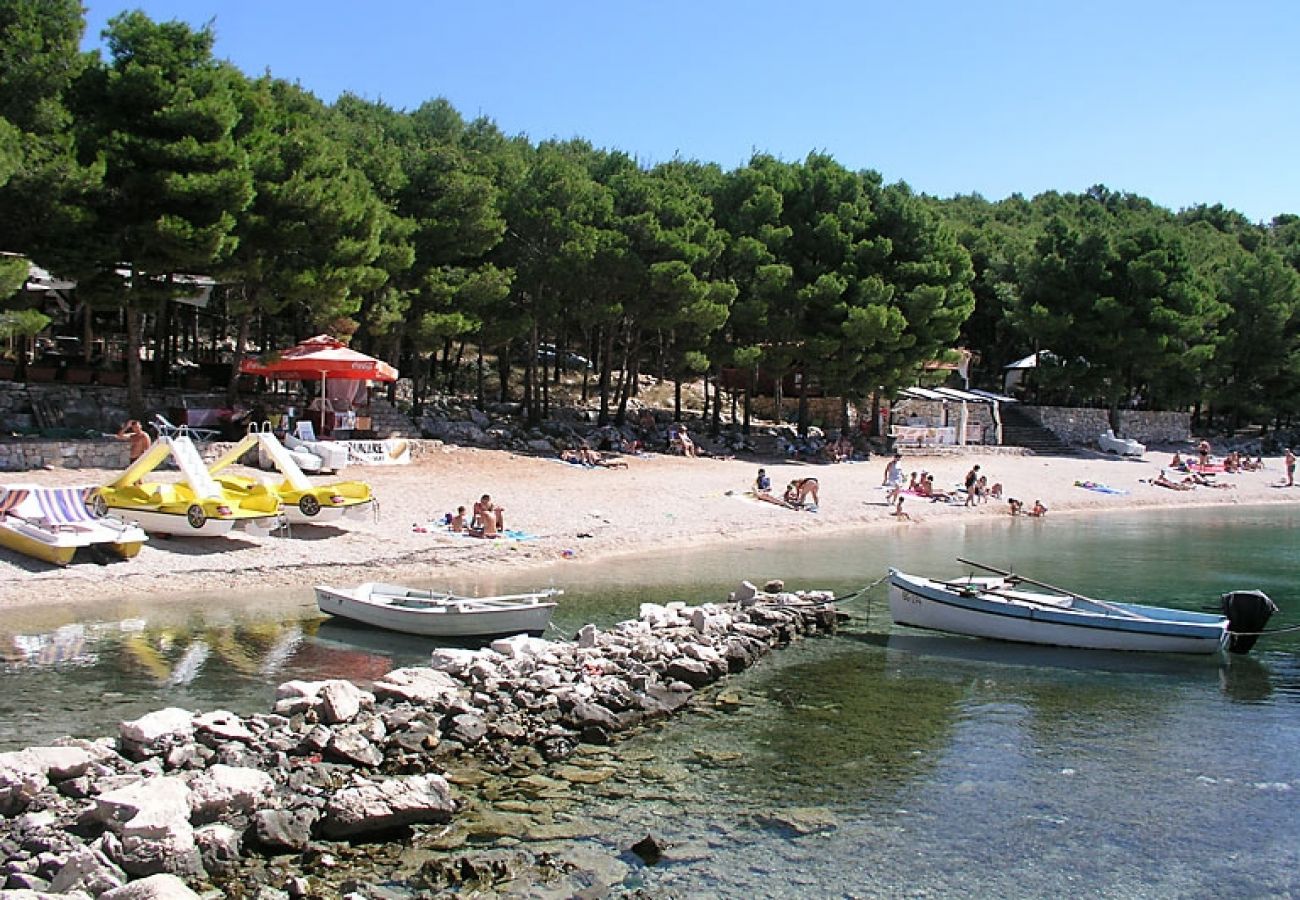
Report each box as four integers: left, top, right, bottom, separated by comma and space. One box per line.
537, 343, 592, 369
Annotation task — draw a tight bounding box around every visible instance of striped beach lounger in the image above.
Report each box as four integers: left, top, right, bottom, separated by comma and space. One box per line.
32, 487, 98, 526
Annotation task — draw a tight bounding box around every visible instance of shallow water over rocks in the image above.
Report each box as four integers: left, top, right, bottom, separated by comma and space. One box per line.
3, 505, 1300, 896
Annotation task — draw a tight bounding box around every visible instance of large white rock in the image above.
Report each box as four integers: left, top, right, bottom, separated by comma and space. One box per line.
427, 647, 480, 674
187, 765, 274, 821
119, 708, 194, 748
99, 873, 203, 899
0, 750, 48, 816
273, 678, 373, 720
318, 680, 373, 724
192, 710, 255, 743
23, 745, 96, 781
48, 845, 127, 895
95, 777, 192, 838
489, 634, 558, 658
321, 773, 453, 837
372, 666, 461, 705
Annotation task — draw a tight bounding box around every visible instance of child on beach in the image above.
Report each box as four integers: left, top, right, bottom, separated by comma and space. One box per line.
891, 496, 912, 520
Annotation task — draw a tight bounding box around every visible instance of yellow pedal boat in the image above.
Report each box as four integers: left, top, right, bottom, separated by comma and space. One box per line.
96, 436, 286, 537
208, 430, 375, 526
0, 484, 147, 566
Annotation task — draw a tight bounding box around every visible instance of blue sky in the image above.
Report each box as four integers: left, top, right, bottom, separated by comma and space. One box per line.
82, 1, 1300, 223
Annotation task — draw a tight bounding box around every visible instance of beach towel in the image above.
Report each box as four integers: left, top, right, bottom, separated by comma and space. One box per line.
419, 524, 541, 542
1074, 480, 1130, 496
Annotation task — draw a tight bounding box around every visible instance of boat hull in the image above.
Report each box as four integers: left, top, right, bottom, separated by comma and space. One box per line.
315, 584, 558, 638
0, 526, 77, 565
107, 506, 285, 538
0, 505, 148, 567
282, 498, 373, 526
888, 570, 1227, 655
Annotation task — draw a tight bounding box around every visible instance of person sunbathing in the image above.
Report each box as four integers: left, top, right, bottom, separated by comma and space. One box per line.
1152, 470, 1195, 491
921, 475, 952, 501
670, 424, 700, 458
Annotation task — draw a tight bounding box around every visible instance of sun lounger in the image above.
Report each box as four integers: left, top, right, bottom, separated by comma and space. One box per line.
152, 413, 219, 443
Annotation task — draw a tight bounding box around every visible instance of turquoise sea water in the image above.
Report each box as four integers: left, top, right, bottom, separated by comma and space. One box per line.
3, 504, 1298, 896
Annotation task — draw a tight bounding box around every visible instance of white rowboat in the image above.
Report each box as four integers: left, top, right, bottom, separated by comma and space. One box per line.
315, 582, 561, 638
887, 561, 1275, 655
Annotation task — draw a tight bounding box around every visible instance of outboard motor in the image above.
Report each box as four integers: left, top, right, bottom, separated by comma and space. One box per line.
1221, 590, 1278, 654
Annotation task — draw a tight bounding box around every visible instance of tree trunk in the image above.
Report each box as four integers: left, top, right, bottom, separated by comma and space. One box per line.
497, 344, 511, 404
712, 374, 723, 436
228, 300, 253, 403
125, 298, 145, 422
597, 325, 614, 426
476, 346, 485, 408
797, 371, 810, 435
615, 328, 641, 426
526, 324, 542, 426
743, 365, 756, 434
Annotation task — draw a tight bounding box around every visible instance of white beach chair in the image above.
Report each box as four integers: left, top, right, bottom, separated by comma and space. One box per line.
152, 413, 219, 444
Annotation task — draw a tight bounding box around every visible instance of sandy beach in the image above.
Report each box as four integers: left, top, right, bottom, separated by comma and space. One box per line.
3, 444, 1295, 610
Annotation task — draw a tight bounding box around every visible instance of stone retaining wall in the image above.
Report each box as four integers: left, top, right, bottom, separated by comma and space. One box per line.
1022, 406, 1191, 446
888, 397, 999, 444
0, 437, 446, 472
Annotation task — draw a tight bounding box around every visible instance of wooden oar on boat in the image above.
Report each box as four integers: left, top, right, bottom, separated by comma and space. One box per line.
955, 557, 1153, 621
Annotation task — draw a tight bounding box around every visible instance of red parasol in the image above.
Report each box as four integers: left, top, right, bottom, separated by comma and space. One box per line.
238, 334, 398, 382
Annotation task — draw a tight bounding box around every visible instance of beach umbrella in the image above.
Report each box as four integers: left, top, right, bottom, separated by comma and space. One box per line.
238, 334, 398, 383
239, 335, 399, 429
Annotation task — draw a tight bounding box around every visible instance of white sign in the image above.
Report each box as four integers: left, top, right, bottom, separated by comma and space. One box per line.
341, 439, 411, 466
295, 420, 317, 442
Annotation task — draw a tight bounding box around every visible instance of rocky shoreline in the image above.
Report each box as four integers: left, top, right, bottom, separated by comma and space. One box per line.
0, 583, 837, 898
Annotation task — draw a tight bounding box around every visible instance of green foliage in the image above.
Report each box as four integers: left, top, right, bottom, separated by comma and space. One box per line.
0, 4, 1296, 429
0, 253, 26, 298
0, 307, 50, 340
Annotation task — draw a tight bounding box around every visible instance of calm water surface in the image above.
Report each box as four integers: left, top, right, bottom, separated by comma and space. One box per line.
4, 505, 1299, 897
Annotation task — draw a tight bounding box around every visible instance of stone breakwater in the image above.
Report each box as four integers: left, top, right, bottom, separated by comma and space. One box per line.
0, 584, 837, 898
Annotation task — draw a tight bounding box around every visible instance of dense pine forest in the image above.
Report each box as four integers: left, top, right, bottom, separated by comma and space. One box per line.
2, 3, 1298, 434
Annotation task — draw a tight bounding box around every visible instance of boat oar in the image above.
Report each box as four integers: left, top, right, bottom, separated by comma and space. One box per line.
955, 557, 1152, 621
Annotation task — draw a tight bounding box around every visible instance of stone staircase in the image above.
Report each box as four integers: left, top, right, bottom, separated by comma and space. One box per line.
1000, 405, 1083, 456
363, 396, 419, 438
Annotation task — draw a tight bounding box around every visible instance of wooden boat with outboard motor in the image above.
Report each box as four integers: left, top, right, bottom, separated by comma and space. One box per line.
887, 558, 1277, 655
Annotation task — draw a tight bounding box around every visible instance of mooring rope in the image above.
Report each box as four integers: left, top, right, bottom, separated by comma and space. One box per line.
1228, 622, 1300, 638
834, 571, 891, 604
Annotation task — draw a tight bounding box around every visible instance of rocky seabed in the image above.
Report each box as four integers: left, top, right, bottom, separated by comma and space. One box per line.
0, 584, 836, 898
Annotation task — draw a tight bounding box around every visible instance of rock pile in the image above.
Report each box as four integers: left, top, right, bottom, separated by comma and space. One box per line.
0, 585, 835, 896
416, 395, 759, 456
